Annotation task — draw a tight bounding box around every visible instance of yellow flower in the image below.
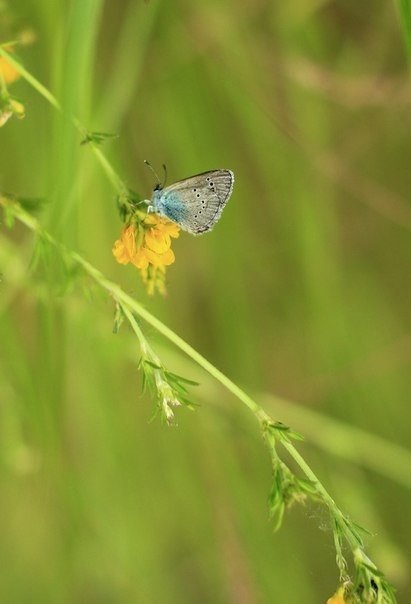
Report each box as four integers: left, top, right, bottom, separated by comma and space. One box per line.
144, 246, 175, 267
145, 215, 180, 254
141, 265, 167, 296
0, 47, 25, 129
327, 587, 348, 603
112, 213, 180, 295
0, 49, 20, 85
113, 225, 137, 263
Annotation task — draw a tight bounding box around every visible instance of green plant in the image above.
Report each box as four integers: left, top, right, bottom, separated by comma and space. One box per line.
0, 44, 400, 603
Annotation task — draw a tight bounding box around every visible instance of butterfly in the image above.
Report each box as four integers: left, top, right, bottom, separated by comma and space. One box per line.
146, 168, 234, 235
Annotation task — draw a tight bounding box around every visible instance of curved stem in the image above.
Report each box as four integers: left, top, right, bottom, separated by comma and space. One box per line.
0, 47, 126, 196
0, 191, 397, 601
280, 439, 360, 551
0, 197, 370, 544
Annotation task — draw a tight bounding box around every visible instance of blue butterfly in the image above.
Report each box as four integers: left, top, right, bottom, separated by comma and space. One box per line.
147, 168, 234, 235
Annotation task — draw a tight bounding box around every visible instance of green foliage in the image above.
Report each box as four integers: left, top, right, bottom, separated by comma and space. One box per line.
139, 356, 197, 424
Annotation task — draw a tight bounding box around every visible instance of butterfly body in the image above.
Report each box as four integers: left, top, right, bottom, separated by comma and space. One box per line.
150, 169, 234, 235
152, 189, 190, 225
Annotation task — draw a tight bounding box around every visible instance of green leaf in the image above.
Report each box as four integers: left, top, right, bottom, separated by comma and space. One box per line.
268, 478, 285, 531
146, 375, 156, 396
3, 205, 15, 228
113, 302, 125, 334
179, 396, 199, 409
1, 192, 46, 215
29, 235, 52, 272
270, 421, 291, 432
287, 429, 304, 441
351, 521, 373, 538
141, 371, 147, 394
168, 380, 188, 395
18, 196, 47, 213
143, 359, 162, 370
81, 131, 119, 146
396, 0, 411, 59
357, 561, 384, 578
297, 478, 318, 495
164, 371, 199, 386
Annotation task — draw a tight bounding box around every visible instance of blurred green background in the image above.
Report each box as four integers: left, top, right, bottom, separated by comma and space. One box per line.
1, 0, 411, 602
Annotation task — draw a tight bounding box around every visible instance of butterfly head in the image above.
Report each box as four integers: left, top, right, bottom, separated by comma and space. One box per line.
144, 160, 167, 193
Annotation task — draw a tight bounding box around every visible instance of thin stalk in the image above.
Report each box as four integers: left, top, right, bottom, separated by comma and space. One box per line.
0, 47, 61, 109
0, 46, 125, 196
120, 303, 158, 362
0, 46, 398, 598
0, 197, 377, 542
0, 193, 397, 601
281, 438, 360, 551
394, 0, 411, 59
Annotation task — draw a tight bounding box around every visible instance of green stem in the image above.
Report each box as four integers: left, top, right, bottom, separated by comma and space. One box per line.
0, 199, 369, 528
0, 191, 396, 600
0, 47, 61, 110
85, 257, 262, 415
0, 45, 397, 595
120, 303, 157, 362
91, 145, 126, 193
0, 46, 125, 196
0, 197, 267, 422
280, 438, 360, 551
0, 69, 7, 95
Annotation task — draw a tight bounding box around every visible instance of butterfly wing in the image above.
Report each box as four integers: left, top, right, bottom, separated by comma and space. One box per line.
154, 170, 234, 235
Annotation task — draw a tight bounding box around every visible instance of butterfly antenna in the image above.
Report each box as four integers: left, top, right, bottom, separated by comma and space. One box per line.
144, 160, 162, 188
162, 164, 168, 188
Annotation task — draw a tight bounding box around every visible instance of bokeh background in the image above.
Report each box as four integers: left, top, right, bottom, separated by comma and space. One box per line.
1, 0, 411, 602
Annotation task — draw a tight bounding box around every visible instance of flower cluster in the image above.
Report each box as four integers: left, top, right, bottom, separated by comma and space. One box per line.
327, 587, 348, 604
112, 213, 180, 295
0, 47, 25, 127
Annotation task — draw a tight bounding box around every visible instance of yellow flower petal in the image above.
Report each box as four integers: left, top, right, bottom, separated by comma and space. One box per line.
158, 221, 180, 238
0, 52, 20, 85
112, 240, 128, 264
145, 228, 171, 254
130, 248, 149, 270
112, 225, 137, 265
112, 212, 179, 295
144, 246, 175, 267
144, 214, 160, 226
122, 225, 137, 256
327, 587, 347, 604
144, 213, 180, 238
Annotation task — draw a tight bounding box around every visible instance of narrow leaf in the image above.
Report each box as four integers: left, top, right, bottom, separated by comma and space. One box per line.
81, 131, 119, 145
396, 0, 411, 58
113, 302, 125, 334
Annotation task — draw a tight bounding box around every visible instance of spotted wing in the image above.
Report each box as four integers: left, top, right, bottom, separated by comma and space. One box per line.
162, 169, 234, 235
